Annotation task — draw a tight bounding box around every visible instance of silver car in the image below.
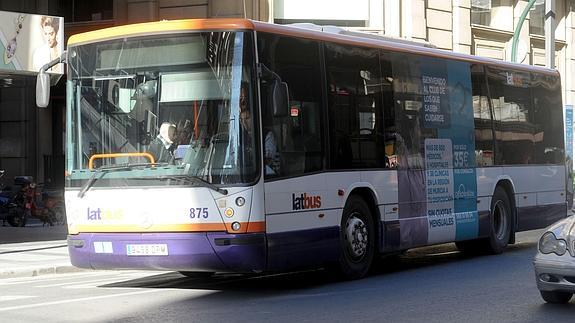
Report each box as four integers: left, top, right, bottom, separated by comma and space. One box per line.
534, 215, 575, 304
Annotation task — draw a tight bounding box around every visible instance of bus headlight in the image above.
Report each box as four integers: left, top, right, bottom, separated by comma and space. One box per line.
231, 222, 241, 231
235, 197, 245, 207
539, 232, 567, 256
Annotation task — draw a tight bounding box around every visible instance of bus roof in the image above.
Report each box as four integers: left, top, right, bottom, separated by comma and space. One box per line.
68, 18, 558, 76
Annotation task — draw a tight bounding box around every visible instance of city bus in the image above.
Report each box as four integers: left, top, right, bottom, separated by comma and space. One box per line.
38, 18, 567, 279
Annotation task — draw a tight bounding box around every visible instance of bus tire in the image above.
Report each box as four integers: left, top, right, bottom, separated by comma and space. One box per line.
483, 186, 512, 254
337, 195, 375, 280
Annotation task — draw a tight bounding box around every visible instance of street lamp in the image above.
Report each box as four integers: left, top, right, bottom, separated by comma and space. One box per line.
510, 0, 555, 69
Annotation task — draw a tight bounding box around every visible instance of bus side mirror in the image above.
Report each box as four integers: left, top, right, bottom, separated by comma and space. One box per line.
36, 70, 50, 108
271, 80, 289, 118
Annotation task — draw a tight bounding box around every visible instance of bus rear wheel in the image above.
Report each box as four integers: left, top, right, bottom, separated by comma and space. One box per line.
456, 187, 511, 255
337, 195, 375, 280
484, 186, 512, 254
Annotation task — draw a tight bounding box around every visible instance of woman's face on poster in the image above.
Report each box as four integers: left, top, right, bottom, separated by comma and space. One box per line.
42, 25, 57, 48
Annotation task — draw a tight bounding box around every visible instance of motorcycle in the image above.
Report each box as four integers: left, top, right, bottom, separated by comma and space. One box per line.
0, 172, 65, 227
12, 181, 66, 227
0, 170, 20, 227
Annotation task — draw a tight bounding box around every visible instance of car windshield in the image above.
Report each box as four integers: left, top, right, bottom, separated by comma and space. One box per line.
65, 31, 259, 188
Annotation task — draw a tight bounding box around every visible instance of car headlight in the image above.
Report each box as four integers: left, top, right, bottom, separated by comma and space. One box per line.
539, 232, 567, 256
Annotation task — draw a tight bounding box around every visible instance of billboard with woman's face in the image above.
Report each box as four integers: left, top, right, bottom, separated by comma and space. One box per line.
0, 11, 64, 74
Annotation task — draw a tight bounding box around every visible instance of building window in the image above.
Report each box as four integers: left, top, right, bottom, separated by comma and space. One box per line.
57, 0, 113, 23
529, 1, 545, 36
471, 0, 513, 31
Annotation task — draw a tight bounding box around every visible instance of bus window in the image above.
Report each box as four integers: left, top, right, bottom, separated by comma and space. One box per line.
530, 72, 564, 164
487, 67, 535, 165
380, 52, 396, 169
390, 53, 430, 170
471, 64, 494, 166
325, 43, 384, 169
257, 33, 324, 179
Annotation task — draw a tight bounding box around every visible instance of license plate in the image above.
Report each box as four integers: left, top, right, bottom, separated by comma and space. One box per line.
126, 244, 168, 256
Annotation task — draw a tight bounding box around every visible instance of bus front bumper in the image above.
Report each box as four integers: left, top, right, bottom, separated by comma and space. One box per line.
67, 232, 266, 273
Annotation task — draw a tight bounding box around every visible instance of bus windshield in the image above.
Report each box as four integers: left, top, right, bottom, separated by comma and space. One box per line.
65, 31, 258, 188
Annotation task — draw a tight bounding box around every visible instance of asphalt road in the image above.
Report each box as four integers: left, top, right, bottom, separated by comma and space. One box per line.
1, 229, 573, 323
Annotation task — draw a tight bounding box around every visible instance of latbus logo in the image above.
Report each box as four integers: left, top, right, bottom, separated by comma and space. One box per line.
292, 193, 321, 211
87, 207, 124, 221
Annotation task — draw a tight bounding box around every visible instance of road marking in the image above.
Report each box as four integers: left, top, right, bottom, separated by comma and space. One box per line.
0, 274, 104, 286
0, 271, 152, 286
35, 276, 149, 288
0, 295, 37, 302
0, 289, 169, 312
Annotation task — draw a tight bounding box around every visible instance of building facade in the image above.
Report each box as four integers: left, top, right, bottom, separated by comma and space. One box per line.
0, 0, 572, 187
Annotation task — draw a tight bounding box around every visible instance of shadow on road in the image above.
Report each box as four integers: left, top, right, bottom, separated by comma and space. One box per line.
101, 240, 539, 294
99, 235, 569, 322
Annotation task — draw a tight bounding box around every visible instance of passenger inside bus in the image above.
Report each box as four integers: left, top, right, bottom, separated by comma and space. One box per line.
149, 122, 177, 163
263, 123, 279, 175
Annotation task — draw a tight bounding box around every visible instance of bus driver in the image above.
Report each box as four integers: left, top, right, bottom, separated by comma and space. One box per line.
149, 122, 177, 163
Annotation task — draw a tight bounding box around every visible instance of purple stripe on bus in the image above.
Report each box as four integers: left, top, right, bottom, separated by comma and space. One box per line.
68, 232, 266, 273
382, 220, 400, 252
516, 203, 567, 232
477, 210, 491, 238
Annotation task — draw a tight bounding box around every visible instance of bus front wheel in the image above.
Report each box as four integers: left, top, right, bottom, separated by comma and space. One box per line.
337, 195, 375, 280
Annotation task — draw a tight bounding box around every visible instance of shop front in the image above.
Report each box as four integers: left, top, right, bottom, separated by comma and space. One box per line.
0, 10, 64, 190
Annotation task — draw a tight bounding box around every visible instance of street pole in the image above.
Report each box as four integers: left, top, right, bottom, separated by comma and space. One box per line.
511, 0, 536, 63
545, 0, 556, 69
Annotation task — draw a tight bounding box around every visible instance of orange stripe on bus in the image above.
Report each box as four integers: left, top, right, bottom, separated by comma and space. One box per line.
245, 221, 266, 233
68, 18, 255, 46
70, 221, 265, 234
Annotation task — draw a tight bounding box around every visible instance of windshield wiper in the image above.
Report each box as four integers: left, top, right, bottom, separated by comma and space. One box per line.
158, 175, 228, 195
77, 162, 168, 198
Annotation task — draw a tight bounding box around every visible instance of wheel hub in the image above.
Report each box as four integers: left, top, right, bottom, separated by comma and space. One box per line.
345, 214, 368, 259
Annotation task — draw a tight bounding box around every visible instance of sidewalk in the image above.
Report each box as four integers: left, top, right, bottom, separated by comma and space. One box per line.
0, 219, 84, 279
0, 240, 85, 279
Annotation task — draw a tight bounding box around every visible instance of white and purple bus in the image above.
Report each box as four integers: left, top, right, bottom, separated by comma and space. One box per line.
38, 19, 567, 279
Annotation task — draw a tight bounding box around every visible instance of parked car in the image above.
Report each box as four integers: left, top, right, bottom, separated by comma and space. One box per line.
533, 215, 575, 304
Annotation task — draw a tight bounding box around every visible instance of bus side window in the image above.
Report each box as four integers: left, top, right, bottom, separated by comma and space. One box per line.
487, 67, 534, 165
325, 43, 385, 170
257, 33, 324, 179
